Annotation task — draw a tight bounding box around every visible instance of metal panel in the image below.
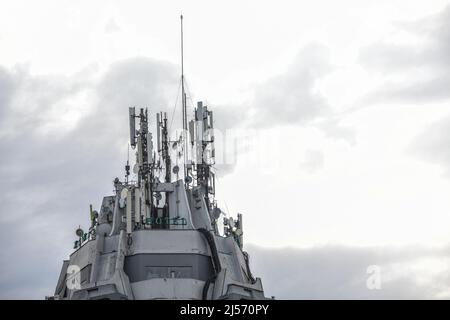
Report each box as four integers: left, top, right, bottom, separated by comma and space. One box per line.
147, 132, 153, 163
137, 136, 143, 167
189, 120, 195, 144
134, 188, 141, 224
126, 189, 132, 234
156, 113, 161, 152
153, 183, 175, 192
124, 253, 214, 282
131, 230, 209, 255
129, 107, 136, 147
130, 278, 204, 300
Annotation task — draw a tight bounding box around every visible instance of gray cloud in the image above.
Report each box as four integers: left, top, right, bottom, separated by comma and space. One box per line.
359, 5, 450, 104
209, 44, 354, 176
250, 44, 332, 128
408, 114, 450, 176
0, 67, 14, 120
0, 57, 178, 299
246, 243, 450, 299
212, 43, 353, 138
359, 5, 450, 176
0, 46, 352, 298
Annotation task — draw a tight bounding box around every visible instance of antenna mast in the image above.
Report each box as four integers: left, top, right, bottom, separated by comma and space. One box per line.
180, 14, 188, 180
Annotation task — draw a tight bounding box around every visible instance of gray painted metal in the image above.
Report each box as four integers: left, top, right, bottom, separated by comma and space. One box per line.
49, 103, 268, 300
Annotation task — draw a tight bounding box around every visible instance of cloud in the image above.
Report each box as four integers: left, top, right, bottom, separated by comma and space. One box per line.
0, 66, 14, 120
209, 44, 354, 176
0, 45, 354, 298
104, 18, 121, 33
246, 243, 450, 299
212, 43, 353, 137
408, 114, 450, 176
249, 44, 332, 128
359, 5, 450, 104
0, 57, 178, 299
359, 5, 450, 176
299, 149, 324, 173
315, 117, 356, 145
0, 55, 447, 299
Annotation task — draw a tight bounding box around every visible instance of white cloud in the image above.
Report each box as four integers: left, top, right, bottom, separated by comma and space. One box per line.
0, 57, 178, 298
1, 0, 450, 299
247, 243, 450, 299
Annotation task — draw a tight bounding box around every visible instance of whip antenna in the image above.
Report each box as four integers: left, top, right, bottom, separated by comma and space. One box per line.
180, 14, 188, 179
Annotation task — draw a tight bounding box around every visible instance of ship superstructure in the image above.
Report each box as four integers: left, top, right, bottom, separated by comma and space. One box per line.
49, 16, 267, 300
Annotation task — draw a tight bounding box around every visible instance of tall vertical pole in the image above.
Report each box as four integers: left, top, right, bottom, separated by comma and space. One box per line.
180, 14, 188, 180
181, 15, 185, 131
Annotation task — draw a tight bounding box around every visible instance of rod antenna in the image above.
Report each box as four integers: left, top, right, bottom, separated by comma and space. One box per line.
180, 14, 188, 179
181, 14, 187, 131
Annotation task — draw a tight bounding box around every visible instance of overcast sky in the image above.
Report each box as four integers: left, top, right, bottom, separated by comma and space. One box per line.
1, 0, 450, 299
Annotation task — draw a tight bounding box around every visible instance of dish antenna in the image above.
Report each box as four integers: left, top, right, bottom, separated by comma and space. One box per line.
212, 207, 221, 219
75, 227, 84, 238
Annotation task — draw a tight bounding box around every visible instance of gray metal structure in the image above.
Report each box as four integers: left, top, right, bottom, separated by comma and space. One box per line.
48, 104, 267, 300
48, 18, 268, 298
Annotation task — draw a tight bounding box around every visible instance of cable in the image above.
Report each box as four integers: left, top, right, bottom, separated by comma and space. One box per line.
169, 78, 182, 132
184, 77, 196, 114
243, 251, 257, 284
197, 228, 222, 299
202, 274, 217, 300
